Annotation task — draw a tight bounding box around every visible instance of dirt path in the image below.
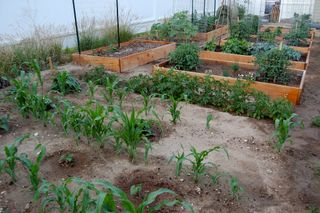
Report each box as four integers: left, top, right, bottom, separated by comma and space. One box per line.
0, 40, 319, 213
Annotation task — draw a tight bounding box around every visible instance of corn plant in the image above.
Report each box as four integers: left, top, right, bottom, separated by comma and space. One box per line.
141, 92, 156, 116
0, 114, 9, 132
113, 107, 152, 162
31, 59, 43, 94
19, 144, 46, 191
0, 134, 30, 182
115, 87, 128, 108
170, 146, 228, 183
229, 176, 244, 200
169, 96, 181, 124
51, 70, 81, 95
81, 102, 111, 146
273, 113, 304, 152
102, 77, 119, 107
87, 80, 97, 103
206, 114, 214, 129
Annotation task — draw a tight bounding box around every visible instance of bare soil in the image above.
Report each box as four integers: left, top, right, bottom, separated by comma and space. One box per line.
95, 41, 163, 57
0, 77, 10, 89
0, 39, 320, 213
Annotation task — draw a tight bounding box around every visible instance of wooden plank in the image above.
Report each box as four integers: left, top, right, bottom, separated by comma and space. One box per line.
153, 60, 305, 105
194, 25, 229, 42
72, 54, 121, 72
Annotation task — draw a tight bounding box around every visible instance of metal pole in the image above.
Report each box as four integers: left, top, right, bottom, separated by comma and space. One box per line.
203, 0, 206, 16
191, 0, 194, 23
72, 0, 81, 54
214, 0, 216, 17
116, 0, 120, 48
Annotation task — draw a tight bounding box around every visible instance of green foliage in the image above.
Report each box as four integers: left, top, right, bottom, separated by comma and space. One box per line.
204, 39, 216, 51
206, 114, 214, 129
231, 63, 240, 72
0, 114, 9, 132
59, 153, 75, 166
168, 43, 200, 71
257, 31, 276, 43
247, 91, 272, 119
255, 49, 291, 84
229, 176, 244, 200
141, 92, 155, 116
150, 11, 197, 42
237, 5, 246, 20
102, 77, 120, 107
273, 113, 304, 152
82, 66, 118, 86
311, 115, 320, 127
250, 42, 277, 55
170, 146, 228, 183
284, 14, 310, 46
282, 46, 302, 61
222, 38, 251, 55
19, 144, 46, 191
274, 27, 282, 36
36, 177, 193, 213
127, 71, 293, 120
169, 96, 181, 124
0, 134, 30, 182
112, 107, 152, 161
229, 21, 252, 40
51, 71, 81, 95
192, 12, 217, 33
102, 26, 134, 44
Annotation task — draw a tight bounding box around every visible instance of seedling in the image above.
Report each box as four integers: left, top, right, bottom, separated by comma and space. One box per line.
229, 176, 244, 200
0, 114, 9, 132
141, 92, 156, 116
169, 96, 181, 124
222, 69, 230, 77
273, 113, 304, 152
206, 114, 214, 129
87, 80, 97, 103
59, 153, 75, 167
19, 144, 46, 191
102, 77, 119, 107
231, 63, 240, 72
170, 146, 228, 183
312, 115, 320, 127
51, 70, 81, 95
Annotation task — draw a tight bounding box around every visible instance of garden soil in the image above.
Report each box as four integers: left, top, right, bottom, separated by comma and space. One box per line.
0, 40, 319, 212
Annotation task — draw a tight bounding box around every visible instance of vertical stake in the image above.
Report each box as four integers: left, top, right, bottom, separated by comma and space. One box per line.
214, 0, 216, 17
191, 0, 194, 23
203, 0, 206, 16
116, 0, 120, 48
72, 0, 81, 54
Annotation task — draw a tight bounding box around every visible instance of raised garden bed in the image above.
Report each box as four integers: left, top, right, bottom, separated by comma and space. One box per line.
259, 25, 316, 40
199, 49, 310, 71
153, 59, 306, 105
194, 25, 229, 42
72, 40, 176, 73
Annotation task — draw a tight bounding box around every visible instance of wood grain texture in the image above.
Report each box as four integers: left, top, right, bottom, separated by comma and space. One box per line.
194, 25, 229, 42
153, 60, 305, 105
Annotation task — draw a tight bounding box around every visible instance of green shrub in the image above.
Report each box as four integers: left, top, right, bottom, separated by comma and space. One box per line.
51, 71, 81, 95
255, 49, 291, 84
168, 43, 200, 70
237, 5, 246, 20
257, 31, 276, 43
312, 115, 320, 127
229, 21, 252, 40
222, 38, 251, 55
274, 27, 282, 36
150, 11, 197, 42
204, 39, 216, 51
192, 11, 216, 33
82, 66, 118, 86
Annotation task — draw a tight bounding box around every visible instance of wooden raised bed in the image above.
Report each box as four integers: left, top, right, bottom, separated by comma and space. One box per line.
194, 25, 229, 42
260, 25, 316, 40
153, 59, 306, 105
199, 50, 310, 71
72, 40, 176, 73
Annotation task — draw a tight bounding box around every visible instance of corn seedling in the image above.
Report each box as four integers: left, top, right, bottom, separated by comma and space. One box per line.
102, 77, 119, 107
115, 87, 128, 108
170, 146, 229, 183
31, 59, 43, 94
0, 134, 30, 182
0, 114, 9, 132
229, 176, 244, 200
169, 96, 181, 124
113, 107, 152, 162
59, 153, 75, 167
273, 113, 304, 152
87, 80, 97, 102
19, 144, 46, 191
206, 114, 214, 129
51, 71, 81, 95
142, 92, 156, 116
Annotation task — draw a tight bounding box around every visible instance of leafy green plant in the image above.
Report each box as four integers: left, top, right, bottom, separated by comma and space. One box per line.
270, 98, 294, 120
204, 39, 216, 51
170, 146, 228, 183
59, 153, 75, 167
206, 114, 214, 129
0, 134, 30, 182
168, 43, 200, 71
82, 66, 118, 86
311, 115, 320, 127
229, 176, 244, 200
250, 42, 276, 55
113, 107, 152, 161
274, 27, 282, 36
257, 31, 276, 43
273, 113, 304, 152
168, 96, 181, 124
19, 144, 46, 191
192, 12, 216, 33
222, 38, 251, 55
51, 71, 81, 95
222, 69, 230, 77
231, 63, 240, 72
102, 77, 120, 107
255, 48, 291, 84
229, 21, 252, 40
141, 92, 156, 116
0, 114, 9, 132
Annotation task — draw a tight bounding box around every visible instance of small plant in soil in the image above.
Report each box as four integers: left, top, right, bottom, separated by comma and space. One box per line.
87, 80, 97, 103
229, 176, 244, 200
170, 146, 228, 183
59, 153, 75, 167
112, 107, 152, 162
0, 114, 9, 132
222, 69, 230, 77
82, 66, 118, 86
19, 144, 46, 191
273, 113, 304, 152
231, 63, 240, 72
206, 114, 214, 129
141, 92, 155, 116
168, 43, 200, 71
311, 115, 320, 127
168, 96, 181, 124
51, 70, 81, 95
222, 38, 251, 55
102, 77, 120, 107
0, 134, 30, 182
